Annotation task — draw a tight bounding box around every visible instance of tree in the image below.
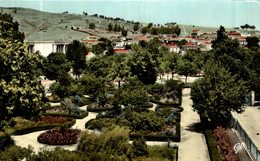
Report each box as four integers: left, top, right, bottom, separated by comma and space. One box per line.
121, 28, 128, 37
147, 23, 153, 28
89, 23, 95, 30
79, 74, 106, 101
191, 60, 248, 122
141, 27, 149, 35
0, 13, 44, 121
108, 23, 113, 31
133, 22, 139, 31
212, 26, 228, 49
176, 58, 198, 83
0, 13, 25, 42
86, 56, 110, 78
246, 36, 259, 48
128, 45, 157, 85
66, 40, 87, 78
43, 52, 72, 85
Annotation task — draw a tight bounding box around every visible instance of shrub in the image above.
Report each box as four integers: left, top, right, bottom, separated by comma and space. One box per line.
0, 145, 32, 161
204, 129, 223, 161
0, 133, 14, 150
37, 128, 81, 145
27, 147, 86, 161
132, 137, 148, 157
78, 127, 131, 158
214, 126, 238, 161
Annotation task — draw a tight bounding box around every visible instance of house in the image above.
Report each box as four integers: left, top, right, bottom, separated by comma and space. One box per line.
228, 31, 241, 39
182, 42, 200, 51
191, 29, 203, 38
26, 41, 70, 57
162, 43, 180, 53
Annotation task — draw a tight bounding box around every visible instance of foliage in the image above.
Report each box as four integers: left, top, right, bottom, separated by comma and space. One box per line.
86, 56, 110, 77
0, 18, 44, 121
108, 22, 113, 31
128, 44, 157, 85
50, 82, 70, 99
126, 111, 165, 132
213, 127, 238, 161
61, 98, 81, 115
121, 28, 128, 37
191, 60, 248, 122
212, 25, 228, 49
176, 57, 198, 83
204, 129, 223, 161
133, 22, 139, 31
0, 145, 32, 161
36, 116, 71, 125
28, 148, 86, 161
38, 128, 81, 145
66, 40, 87, 77
78, 127, 132, 160
132, 137, 148, 157
246, 36, 259, 48
89, 23, 95, 29
79, 73, 106, 100
43, 52, 72, 85
0, 13, 25, 42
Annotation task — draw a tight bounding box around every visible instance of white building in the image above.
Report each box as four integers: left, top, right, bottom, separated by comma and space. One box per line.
26, 41, 71, 57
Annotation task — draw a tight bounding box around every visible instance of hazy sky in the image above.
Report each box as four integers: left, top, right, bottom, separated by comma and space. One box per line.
1, 0, 260, 28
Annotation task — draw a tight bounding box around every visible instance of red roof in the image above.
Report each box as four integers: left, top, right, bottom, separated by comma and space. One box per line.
228, 32, 241, 36
192, 29, 200, 33
114, 49, 130, 53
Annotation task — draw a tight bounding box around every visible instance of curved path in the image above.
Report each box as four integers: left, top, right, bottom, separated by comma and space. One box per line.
11, 107, 98, 153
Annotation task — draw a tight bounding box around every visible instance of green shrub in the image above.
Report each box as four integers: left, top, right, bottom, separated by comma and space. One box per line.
27, 147, 86, 161
0, 145, 32, 161
148, 145, 178, 161
132, 137, 148, 157
0, 133, 14, 150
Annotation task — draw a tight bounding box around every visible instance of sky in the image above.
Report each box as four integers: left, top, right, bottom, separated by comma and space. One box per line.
1, 0, 260, 29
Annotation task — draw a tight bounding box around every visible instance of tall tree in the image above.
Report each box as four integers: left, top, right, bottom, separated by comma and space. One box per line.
176, 58, 198, 83
212, 26, 228, 49
133, 22, 140, 31
191, 60, 248, 122
0, 13, 44, 121
66, 40, 87, 78
43, 52, 72, 85
0, 13, 25, 42
128, 45, 157, 85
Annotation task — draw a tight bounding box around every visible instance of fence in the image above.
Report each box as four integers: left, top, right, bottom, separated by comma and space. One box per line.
230, 115, 260, 161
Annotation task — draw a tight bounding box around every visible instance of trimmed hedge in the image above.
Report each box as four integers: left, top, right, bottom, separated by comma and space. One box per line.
11, 119, 76, 135
130, 122, 181, 142
42, 111, 89, 119
204, 129, 223, 161
87, 107, 113, 112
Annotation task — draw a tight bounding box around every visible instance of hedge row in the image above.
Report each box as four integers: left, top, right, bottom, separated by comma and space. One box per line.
42, 111, 89, 119
130, 122, 181, 142
87, 107, 113, 112
11, 119, 76, 135
204, 129, 223, 161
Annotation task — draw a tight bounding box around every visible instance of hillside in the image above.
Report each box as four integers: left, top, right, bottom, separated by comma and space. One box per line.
0, 7, 136, 41
0, 7, 257, 41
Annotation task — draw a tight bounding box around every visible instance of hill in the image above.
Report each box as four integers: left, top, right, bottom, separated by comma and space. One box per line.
1, 7, 257, 41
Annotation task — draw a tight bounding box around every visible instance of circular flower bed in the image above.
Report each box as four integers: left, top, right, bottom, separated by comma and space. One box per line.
37, 128, 81, 145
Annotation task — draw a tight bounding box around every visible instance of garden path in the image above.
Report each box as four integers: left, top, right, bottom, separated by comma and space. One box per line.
177, 88, 210, 161
11, 107, 98, 153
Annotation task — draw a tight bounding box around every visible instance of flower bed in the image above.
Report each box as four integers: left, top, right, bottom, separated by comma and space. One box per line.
37, 128, 81, 145
6, 116, 76, 135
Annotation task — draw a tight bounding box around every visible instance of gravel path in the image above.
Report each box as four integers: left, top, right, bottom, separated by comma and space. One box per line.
178, 88, 210, 161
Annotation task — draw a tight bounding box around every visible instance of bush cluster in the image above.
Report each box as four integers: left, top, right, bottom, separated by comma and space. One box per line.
214, 126, 238, 161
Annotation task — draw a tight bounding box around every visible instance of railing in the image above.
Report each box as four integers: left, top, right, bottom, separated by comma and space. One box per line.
230, 115, 260, 161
